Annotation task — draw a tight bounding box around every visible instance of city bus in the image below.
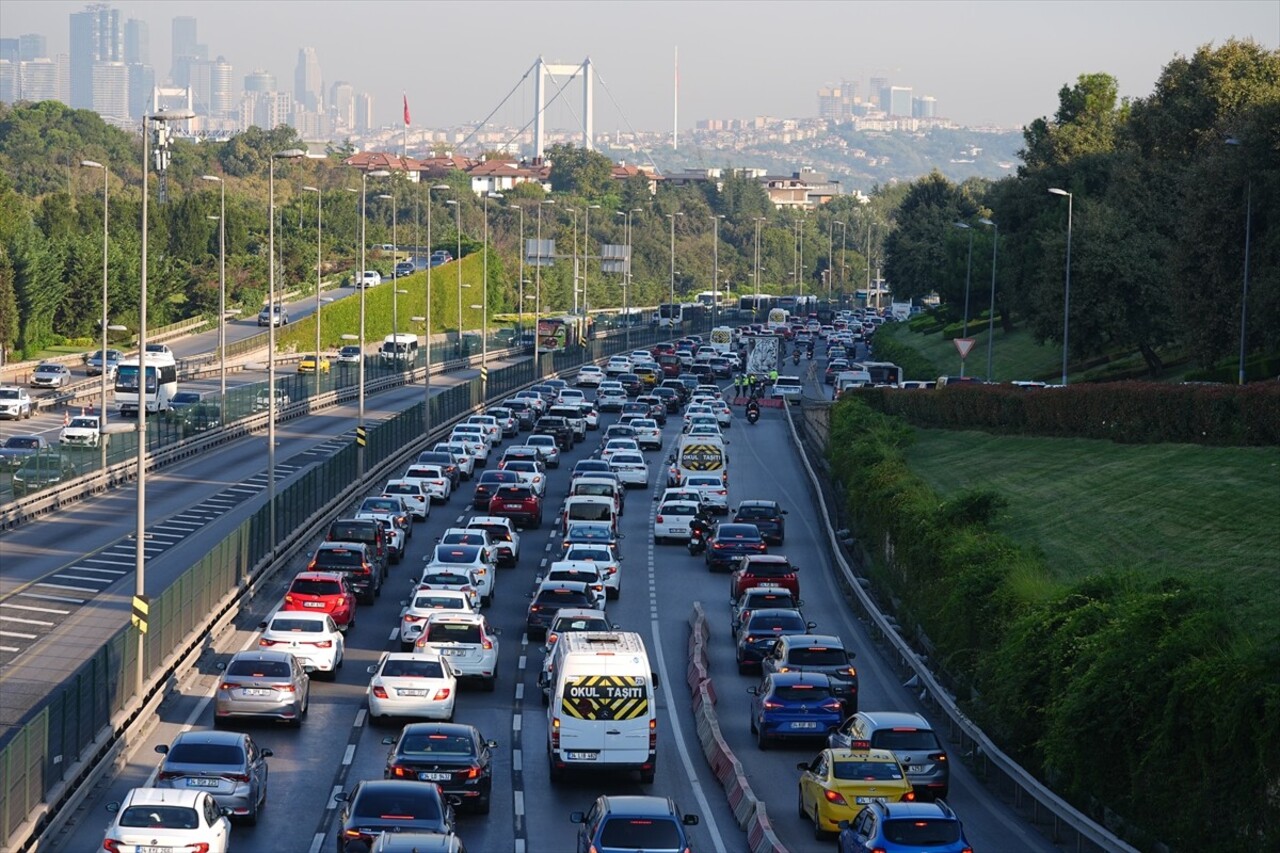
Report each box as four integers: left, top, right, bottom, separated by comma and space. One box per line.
115, 351, 179, 415
538, 315, 589, 351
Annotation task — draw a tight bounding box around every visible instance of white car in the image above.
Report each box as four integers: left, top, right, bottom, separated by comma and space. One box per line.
501, 459, 547, 496
582, 406, 600, 430
258, 611, 345, 677
434, 442, 476, 479
557, 389, 588, 407
465, 415, 503, 445
576, 365, 605, 387
683, 473, 729, 514
604, 356, 632, 377
654, 500, 702, 543
538, 561, 608, 610
599, 438, 641, 463
0, 386, 34, 420
103, 788, 230, 853
449, 427, 491, 464
383, 479, 431, 521
597, 387, 628, 412
399, 589, 478, 650
773, 375, 804, 402
60, 415, 102, 448
423, 543, 496, 606
629, 418, 662, 450
608, 451, 649, 488
413, 612, 501, 690
358, 270, 382, 287
366, 651, 457, 721
403, 464, 452, 503
684, 405, 716, 427
523, 435, 561, 468
466, 516, 521, 568
662, 486, 712, 513
561, 543, 623, 599
413, 568, 481, 611
361, 515, 405, 563
30, 363, 72, 388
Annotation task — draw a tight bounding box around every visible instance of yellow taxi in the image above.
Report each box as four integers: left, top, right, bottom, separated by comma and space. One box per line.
796, 746, 914, 839
298, 353, 331, 374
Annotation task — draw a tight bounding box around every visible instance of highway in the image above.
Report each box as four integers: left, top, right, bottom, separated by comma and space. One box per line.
45, 362, 1061, 852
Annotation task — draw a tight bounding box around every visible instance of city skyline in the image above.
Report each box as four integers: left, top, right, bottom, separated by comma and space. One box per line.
1, 0, 1276, 133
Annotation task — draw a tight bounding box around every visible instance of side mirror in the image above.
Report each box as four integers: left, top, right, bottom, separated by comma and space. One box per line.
747, 686, 759, 695
381, 736, 396, 745
258, 747, 274, 758
807, 621, 818, 630
154, 744, 170, 755
333, 791, 349, 803
367, 665, 378, 674
486, 739, 499, 749
570, 811, 586, 824
795, 761, 810, 771
220, 807, 235, 817
105, 802, 121, 814
683, 814, 700, 826
257, 620, 268, 630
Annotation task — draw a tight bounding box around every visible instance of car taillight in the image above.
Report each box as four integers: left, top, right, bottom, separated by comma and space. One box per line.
102, 839, 122, 852
551, 717, 560, 749
649, 718, 657, 750
389, 765, 411, 778
258, 639, 278, 647
222, 772, 250, 783
845, 667, 858, 677
275, 684, 296, 693
313, 640, 333, 648
434, 688, 452, 701
464, 766, 481, 780
821, 699, 842, 711
404, 614, 423, 623
655, 515, 663, 523
156, 770, 181, 781
372, 686, 388, 698
284, 594, 294, 605
482, 639, 493, 650
529, 605, 540, 612
930, 752, 948, 763
900, 791, 916, 801
712, 542, 725, 550
762, 700, 783, 710
824, 790, 848, 805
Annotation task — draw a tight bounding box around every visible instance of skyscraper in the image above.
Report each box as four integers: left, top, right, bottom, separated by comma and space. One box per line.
869, 76, 890, 112
355, 92, 374, 132
127, 61, 153, 117
189, 56, 233, 117
69, 4, 122, 110
91, 59, 128, 119
887, 86, 913, 117
171, 16, 196, 76
0, 40, 16, 64
124, 18, 148, 65
19, 34, 47, 62
294, 47, 322, 112
330, 80, 355, 129
244, 69, 275, 93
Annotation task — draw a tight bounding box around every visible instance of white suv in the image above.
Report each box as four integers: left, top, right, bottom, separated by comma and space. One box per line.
413, 612, 501, 691
0, 386, 34, 420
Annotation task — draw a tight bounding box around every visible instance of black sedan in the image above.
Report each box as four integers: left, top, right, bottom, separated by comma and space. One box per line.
732, 500, 788, 545
704, 522, 768, 572
382, 723, 497, 814
472, 469, 521, 510
333, 779, 455, 852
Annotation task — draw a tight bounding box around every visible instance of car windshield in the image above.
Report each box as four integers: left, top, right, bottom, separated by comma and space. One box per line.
442, 533, 486, 546
788, 647, 847, 666
425, 621, 483, 643
599, 818, 682, 847
564, 546, 613, 562
660, 503, 696, 515
746, 561, 792, 576
413, 595, 467, 610
226, 660, 291, 678
551, 616, 611, 632
421, 573, 469, 585
166, 743, 244, 765
469, 524, 511, 542
717, 526, 760, 539
351, 789, 441, 820
269, 618, 326, 633
736, 506, 776, 519
290, 578, 342, 595
399, 733, 475, 756
118, 806, 201, 829
832, 759, 904, 780
566, 523, 612, 540
315, 549, 363, 568
687, 477, 721, 489
381, 658, 446, 678
534, 589, 592, 607
773, 683, 834, 701
5, 438, 39, 449
883, 817, 961, 844
872, 729, 941, 751
568, 503, 612, 520
434, 546, 481, 563
747, 613, 806, 632
362, 499, 400, 513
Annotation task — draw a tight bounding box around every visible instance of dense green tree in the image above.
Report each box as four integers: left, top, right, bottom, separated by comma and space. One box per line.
883, 171, 968, 302
545, 143, 614, 199
0, 244, 18, 361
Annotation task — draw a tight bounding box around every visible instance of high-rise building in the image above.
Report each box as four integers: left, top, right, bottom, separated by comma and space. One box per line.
912, 96, 936, 119
0, 61, 16, 103
20, 58, 62, 102
355, 91, 374, 132
171, 16, 196, 77
244, 69, 275, 93
127, 61, 153, 117
294, 47, 322, 112
816, 80, 859, 121
124, 18, 148, 65
329, 80, 355, 129
869, 76, 890, 112
242, 89, 293, 131
188, 56, 232, 116
887, 86, 912, 117
0, 40, 16, 64
70, 4, 122, 110
20, 34, 47, 62
91, 59, 128, 119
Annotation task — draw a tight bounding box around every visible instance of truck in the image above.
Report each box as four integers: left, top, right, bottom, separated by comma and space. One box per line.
745, 334, 779, 379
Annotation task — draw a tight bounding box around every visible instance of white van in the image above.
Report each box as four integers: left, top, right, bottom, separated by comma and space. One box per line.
669, 434, 727, 488
559, 495, 617, 536
548, 631, 658, 783
379, 333, 419, 364
569, 476, 625, 516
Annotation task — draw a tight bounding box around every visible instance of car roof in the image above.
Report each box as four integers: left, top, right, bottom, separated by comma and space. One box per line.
778, 634, 844, 649
293, 571, 345, 582
170, 729, 246, 747
595, 794, 681, 816
854, 710, 933, 730
229, 649, 294, 663
737, 499, 780, 509
767, 670, 831, 687
122, 787, 208, 807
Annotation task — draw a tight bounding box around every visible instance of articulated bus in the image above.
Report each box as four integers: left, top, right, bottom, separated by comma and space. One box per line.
537, 315, 590, 350
115, 351, 179, 415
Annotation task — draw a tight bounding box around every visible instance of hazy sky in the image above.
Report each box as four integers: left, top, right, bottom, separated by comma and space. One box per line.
4, 1, 1277, 131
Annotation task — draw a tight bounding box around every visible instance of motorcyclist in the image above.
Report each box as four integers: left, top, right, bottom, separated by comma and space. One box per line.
793, 348, 801, 364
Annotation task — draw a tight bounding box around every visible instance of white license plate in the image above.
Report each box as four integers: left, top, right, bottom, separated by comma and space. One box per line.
907, 765, 925, 773
506, 504, 524, 509
397, 689, 427, 697
303, 601, 325, 608
242, 688, 271, 697
186, 777, 218, 787
419, 771, 451, 782
790, 721, 818, 729
855, 796, 889, 805
566, 751, 598, 760
142, 847, 173, 853
440, 649, 465, 656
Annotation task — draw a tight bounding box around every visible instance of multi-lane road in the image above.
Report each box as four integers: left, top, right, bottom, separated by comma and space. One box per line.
42, 359, 1059, 852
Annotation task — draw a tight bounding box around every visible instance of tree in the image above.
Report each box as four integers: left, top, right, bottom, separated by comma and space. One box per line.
544, 143, 614, 199
0, 244, 18, 363
882, 171, 968, 302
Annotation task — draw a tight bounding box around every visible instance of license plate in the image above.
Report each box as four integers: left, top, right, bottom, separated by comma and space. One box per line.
303, 601, 325, 608
566, 751, 598, 760
186, 777, 218, 787
397, 689, 426, 697
855, 796, 889, 805
440, 649, 465, 656
142, 847, 173, 853
506, 504, 524, 509
790, 721, 818, 729
419, 771, 451, 782
242, 688, 271, 697
907, 765, 924, 773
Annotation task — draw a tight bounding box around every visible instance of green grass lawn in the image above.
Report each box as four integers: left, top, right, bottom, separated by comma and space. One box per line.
879, 317, 1069, 382
904, 429, 1280, 631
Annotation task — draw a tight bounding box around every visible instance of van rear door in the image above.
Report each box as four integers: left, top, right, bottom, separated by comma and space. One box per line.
558, 674, 650, 761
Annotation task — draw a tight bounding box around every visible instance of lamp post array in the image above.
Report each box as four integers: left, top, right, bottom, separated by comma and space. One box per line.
534, 199, 555, 372
358, 169, 391, 475
667, 211, 683, 316
445, 198, 463, 355
979, 218, 998, 381
378, 191, 399, 343
710, 214, 724, 328
1048, 188, 1073, 386
80, 159, 110, 443
425, 184, 449, 411
481, 191, 503, 398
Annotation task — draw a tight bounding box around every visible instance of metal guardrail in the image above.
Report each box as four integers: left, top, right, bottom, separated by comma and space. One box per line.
782, 403, 1137, 853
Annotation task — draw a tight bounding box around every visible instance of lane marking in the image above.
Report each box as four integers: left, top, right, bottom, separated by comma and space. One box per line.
16, 592, 84, 604
354, 709, 367, 728
326, 785, 342, 810
0, 615, 53, 627
1, 602, 71, 614
308, 832, 325, 853
342, 744, 356, 766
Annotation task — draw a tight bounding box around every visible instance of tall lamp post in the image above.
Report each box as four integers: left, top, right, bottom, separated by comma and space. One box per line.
584, 203, 600, 319
268, 149, 305, 552
953, 221, 974, 377
445, 198, 463, 355
618, 208, 641, 349
979, 218, 998, 382
836, 220, 848, 301
514, 202, 527, 337
1048, 188, 1073, 385
1225, 138, 1252, 385
710, 214, 724, 327
565, 207, 579, 314
424, 184, 449, 409
481, 191, 503, 398
753, 217, 766, 303
534, 199, 555, 373
357, 168, 391, 475
199, 175, 227, 397
81, 158, 123, 477
378, 190, 400, 342
667, 211, 683, 320
302, 185, 323, 397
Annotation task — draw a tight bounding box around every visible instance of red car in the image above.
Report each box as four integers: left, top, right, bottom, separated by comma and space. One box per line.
281, 571, 358, 630
487, 484, 543, 529
731, 554, 800, 602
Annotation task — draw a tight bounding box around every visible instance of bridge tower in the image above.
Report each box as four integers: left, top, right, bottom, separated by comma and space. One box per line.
533, 56, 593, 157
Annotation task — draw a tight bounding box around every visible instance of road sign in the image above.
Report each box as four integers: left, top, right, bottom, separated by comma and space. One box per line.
954, 338, 976, 359
131, 594, 150, 634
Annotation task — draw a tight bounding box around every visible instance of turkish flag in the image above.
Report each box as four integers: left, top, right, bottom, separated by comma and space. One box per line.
403, 93, 410, 126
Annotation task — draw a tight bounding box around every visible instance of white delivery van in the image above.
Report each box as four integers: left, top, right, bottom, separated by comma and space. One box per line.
548, 631, 658, 784
709, 326, 734, 354
669, 434, 727, 488
379, 333, 419, 364
559, 495, 617, 536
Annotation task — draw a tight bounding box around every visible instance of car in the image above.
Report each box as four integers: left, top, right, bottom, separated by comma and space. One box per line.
731, 554, 800, 600
167, 391, 204, 411
654, 500, 704, 544
359, 494, 412, 538
399, 590, 478, 650
576, 365, 605, 387
570, 795, 699, 853
773, 375, 803, 402
569, 475, 626, 517
736, 607, 816, 673
252, 386, 291, 412
561, 542, 623, 599
537, 607, 616, 701
732, 585, 801, 637
327, 517, 390, 576
503, 397, 538, 429
152, 730, 271, 825
30, 362, 72, 388
705, 522, 768, 572
798, 746, 915, 839
307, 541, 382, 604
548, 405, 587, 441
607, 451, 649, 488
357, 270, 383, 288
511, 389, 548, 417
635, 395, 668, 425
487, 483, 543, 530
0, 386, 34, 420
485, 406, 519, 438
423, 544, 496, 606
438, 526, 493, 554
501, 459, 548, 497
616, 373, 644, 397
412, 452, 461, 490
337, 344, 363, 364
570, 458, 615, 484
366, 651, 458, 722
523, 435, 561, 468
413, 611, 501, 690
684, 473, 730, 514
59, 415, 102, 448
471, 468, 521, 509
526, 582, 598, 639
466, 516, 521, 567
604, 356, 633, 377
385, 479, 432, 521
257, 611, 346, 678
413, 568, 482, 612
281, 571, 358, 632
448, 427, 491, 465
837, 800, 973, 853
599, 437, 641, 463
85, 348, 124, 379
176, 401, 222, 433
333, 779, 456, 853
298, 353, 331, 373
257, 304, 289, 326
762, 634, 859, 713
533, 416, 575, 450
103, 787, 231, 852
213, 649, 310, 727
597, 387, 628, 412
749, 671, 844, 750
536, 562, 608, 610
433, 442, 476, 479
382, 722, 498, 814
827, 711, 951, 800
651, 386, 681, 413
10, 453, 78, 496
560, 520, 621, 556
430, 249, 453, 265
733, 499, 788, 544
600, 424, 638, 447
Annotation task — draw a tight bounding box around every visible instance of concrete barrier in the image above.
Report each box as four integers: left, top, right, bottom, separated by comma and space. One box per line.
726, 776, 759, 830
746, 802, 790, 853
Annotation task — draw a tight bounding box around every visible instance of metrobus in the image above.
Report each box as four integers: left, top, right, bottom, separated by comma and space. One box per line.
537, 315, 589, 351
776, 295, 818, 316
655, 303, 689, 328
737, 295, 777, 321
115, 351, 179, 415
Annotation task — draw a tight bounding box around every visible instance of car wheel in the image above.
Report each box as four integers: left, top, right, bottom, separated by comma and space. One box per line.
812, 806, 828, 840
473, 793, 491, 815
756, 725, 769, 750
738, 660, 751, 676
484, 673, 497, 692
244, 797, 260, 826
797, 789, 806, 819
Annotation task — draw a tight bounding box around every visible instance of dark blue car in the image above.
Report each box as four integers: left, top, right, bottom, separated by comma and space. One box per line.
704, 522, 767, 572
837, 800, 973, 853
748, 671, 843, 749
571, 795, 698, 853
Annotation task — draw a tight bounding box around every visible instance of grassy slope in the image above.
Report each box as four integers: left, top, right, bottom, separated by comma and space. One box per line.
879, 316, 1067, 383
903, 429, 1280, 631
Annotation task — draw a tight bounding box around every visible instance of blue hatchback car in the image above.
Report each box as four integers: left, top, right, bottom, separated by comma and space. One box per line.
747, 671, 843, 749
837, 800, 972, 853
571, 795, 699, 853
704, 522, 768, 572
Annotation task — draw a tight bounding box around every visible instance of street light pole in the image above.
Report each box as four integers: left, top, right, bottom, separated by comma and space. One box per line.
565, 207, 579, 315
953, 221, 974, 378
535, 199, 554, 374
445, 199, 463, 355
710, 214, 724, 328
358, 168, 391, 475
378, 191, 400, 342
837, 220, 847, 298
268, 150, 305, 551
1048, 188, 1073, 386
1225, 138, 1252, 385
199, 175, 227, 398
425, 184, 448, 412
979, 218, 998, 381
302, 185, 322, 397
81, 159, 109, 444
515, 203, 526, 337
481, 191, 503, 398
584, 203, 600, 320
667, 211, 683, 319
753, 217, 765, 303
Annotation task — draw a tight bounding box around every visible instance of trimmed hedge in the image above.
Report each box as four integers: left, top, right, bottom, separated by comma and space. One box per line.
826, 399, 1280, 849
855, 381, 1280, 446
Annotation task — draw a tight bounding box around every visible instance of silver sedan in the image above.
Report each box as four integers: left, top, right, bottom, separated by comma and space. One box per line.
213, 650, 310, 727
